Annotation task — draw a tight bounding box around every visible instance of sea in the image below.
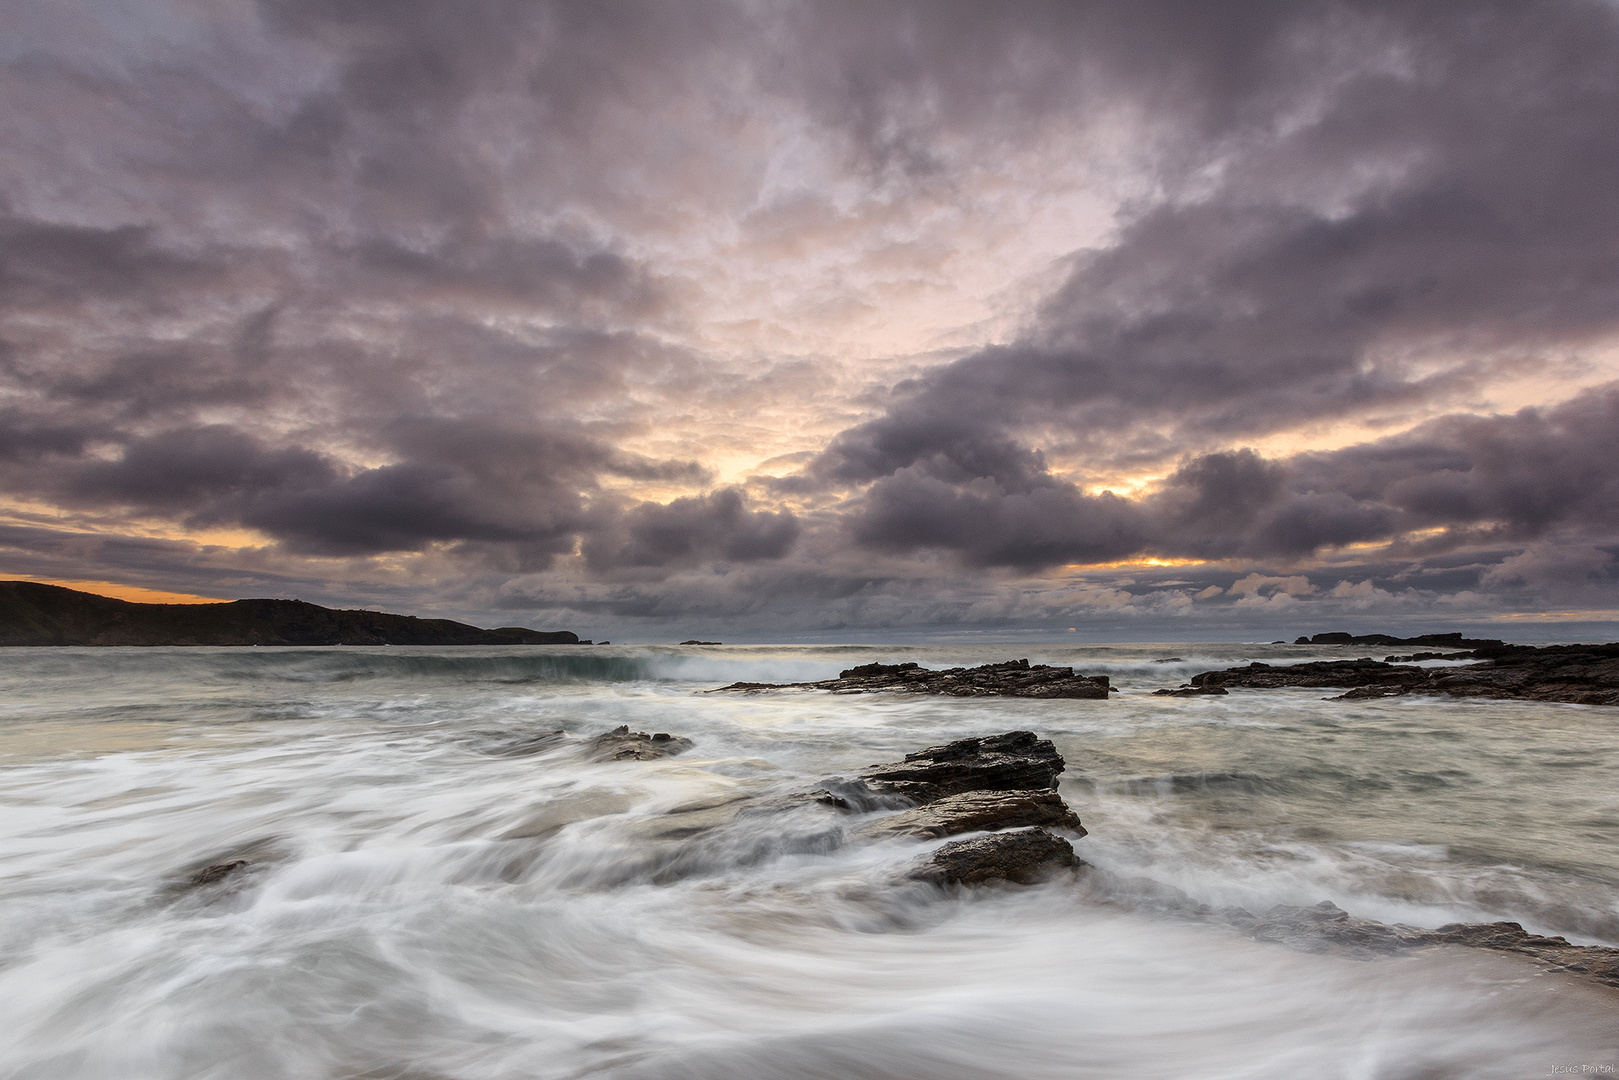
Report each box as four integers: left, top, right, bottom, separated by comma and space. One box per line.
0, 642, 1615, 1080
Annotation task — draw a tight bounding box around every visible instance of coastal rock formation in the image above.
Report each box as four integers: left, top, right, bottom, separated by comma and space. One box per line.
858, 730, 1069, 801
856, 788, 1084, 841
1180, 643, 1619, 705
910, 828, 1080, 885
710, 659, 1112, 699
588, 725, 695, 761
1187, 658, 1429, 692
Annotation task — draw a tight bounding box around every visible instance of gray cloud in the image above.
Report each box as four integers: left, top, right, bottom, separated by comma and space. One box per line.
3, 0, 1619, 638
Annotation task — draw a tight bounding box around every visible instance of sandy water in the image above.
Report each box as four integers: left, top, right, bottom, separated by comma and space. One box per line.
0, 643, 1615, 1079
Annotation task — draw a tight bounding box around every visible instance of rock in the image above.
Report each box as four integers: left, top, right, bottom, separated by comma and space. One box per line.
910, 828, 1080, 885
679, 639, 722, 645
1233, 903, 1619, 985
856, 789, 1085, 841
1152, 657, 1184, 663
588, 725, 695, 761
1187, 659, 1429, 692
708, 658, 1112, 699
857, 730, 1069, 802
1153, 684, 1228, 697
1180, 643, 1619, 705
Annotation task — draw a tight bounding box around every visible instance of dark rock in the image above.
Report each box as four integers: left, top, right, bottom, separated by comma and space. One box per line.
858, 730, 1068, 802
708, 658, 1112, 699
588, 725, 695, 761
1188, 659, 1429, 692
856, 789, 1085, 841
1234, 903, 1619, 985
910, 828, 1080, 885
1181, 642, 1619, 705
1382, 652, 1457, 662
1151, 657, 1184, 663
679, 640, 722, 645
1153, 684, 1228, 697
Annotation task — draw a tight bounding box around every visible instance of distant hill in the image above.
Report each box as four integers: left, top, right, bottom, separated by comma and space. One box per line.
0, 581, 583, 646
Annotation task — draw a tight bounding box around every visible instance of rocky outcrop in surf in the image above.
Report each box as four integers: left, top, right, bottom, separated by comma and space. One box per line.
588, 725, 695, 761
909, 828, 1080, 886
710, 659, 1113, 699
1175, 643, 1619, 705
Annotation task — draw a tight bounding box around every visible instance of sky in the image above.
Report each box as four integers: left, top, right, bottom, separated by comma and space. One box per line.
3, 0, 1619, 643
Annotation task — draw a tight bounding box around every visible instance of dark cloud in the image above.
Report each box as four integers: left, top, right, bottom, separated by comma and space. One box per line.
584, 488, 800, 571
811, 0, 1619, 482
2, 0, 1619, 637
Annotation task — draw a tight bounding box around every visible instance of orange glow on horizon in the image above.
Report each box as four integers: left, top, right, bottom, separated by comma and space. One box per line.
11, 578, 228, 605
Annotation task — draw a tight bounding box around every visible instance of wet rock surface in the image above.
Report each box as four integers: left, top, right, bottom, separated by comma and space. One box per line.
709, 659, 1112, 699
857, 730, 1069, 802
588, 725, 695, 761
856, 788, 1084, 841
910, 828, 1081, 886
1179, 643, 1619, 705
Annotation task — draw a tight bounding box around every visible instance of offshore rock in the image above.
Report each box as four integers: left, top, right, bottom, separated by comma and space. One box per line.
588, 725, 695, 761
1187, 659, 1429, 692
910, 828, 1081, 886
1153, 683, 1228, 697
1181, 643, 1619, 706
1292, 631, 1504, 648
857, 730, 1068, 802
856, 788, 1085, 841
709, 659, 1112, 699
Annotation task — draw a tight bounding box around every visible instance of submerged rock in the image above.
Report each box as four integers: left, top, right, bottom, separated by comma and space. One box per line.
709, 659, 1112, 699
188, 860, 251, 888
1238, 902, 1619, 986
1153, 684, 1228, 697
910, 828, 1081, 886
588, 725, 695, 761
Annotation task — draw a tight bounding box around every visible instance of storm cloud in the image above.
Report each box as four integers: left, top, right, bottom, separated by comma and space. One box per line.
2, 0, 1618, 639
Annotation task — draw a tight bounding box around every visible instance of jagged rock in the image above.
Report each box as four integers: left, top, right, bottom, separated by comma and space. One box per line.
1153, 684, 1228, 697
856, 789, 1085, 841
588, 725, 694, 761
858, 730, 1068, 802
910, 828, 1080, 885
1180, 643, 1619, 705
1188, 659, 1429, 692
708, 659, 1112, 699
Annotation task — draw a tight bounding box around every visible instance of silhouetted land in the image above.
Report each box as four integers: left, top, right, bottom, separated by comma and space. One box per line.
0, 581, 582, 646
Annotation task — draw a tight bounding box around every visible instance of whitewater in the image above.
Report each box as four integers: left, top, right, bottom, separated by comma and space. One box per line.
1, 642, 1615, 1079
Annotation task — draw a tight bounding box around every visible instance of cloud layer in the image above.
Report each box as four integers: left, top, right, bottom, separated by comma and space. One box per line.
2, 0, 1618, 639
